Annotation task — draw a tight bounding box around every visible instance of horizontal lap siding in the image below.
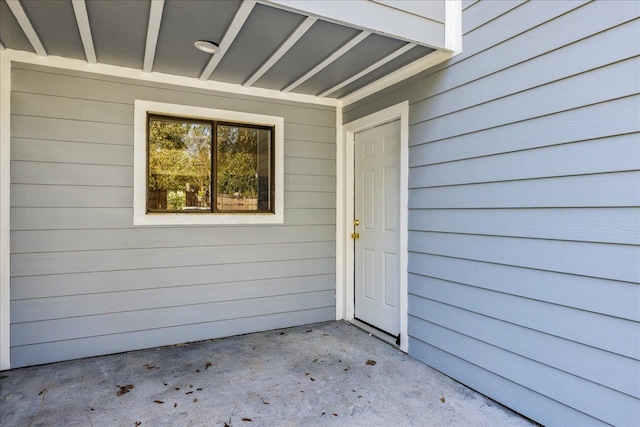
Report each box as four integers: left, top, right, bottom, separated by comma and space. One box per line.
344, 1, 640, 425
10, 64, 337, 368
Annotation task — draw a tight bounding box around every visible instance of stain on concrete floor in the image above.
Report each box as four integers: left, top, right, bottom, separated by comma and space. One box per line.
0, 321, 532, 426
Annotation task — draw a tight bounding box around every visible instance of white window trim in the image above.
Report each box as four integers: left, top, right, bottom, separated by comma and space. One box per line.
134, 100, 284, 225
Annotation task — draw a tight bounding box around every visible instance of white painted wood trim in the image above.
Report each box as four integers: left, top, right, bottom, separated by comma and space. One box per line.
283, 31, 371, 93
0, 41, 5, 50
133, 100, 284, 226
143, 0, 165, 73
6, 0, 47, 57
337, 101, 409, 353
372, 0, 446, 23
199, 1, 256, 81
0, 52, 11, 370
71, 0, 97, 64
335, 103, 345, 321
445, 0, 463, 53
243, 16, 317, 87
2, 49, 338, 107
264, 0, 445, 49
319, 42, 416, 98
341, 49, 456, 106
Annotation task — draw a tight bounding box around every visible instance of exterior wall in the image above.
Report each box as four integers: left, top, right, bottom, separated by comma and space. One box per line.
344, 1, 640, 425
10, 63, 336, 368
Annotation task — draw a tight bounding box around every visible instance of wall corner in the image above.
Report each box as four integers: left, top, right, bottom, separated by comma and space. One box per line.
0, 51, 12, 370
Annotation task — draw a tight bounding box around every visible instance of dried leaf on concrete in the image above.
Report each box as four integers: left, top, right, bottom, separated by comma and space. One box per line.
116, 385, 134, 397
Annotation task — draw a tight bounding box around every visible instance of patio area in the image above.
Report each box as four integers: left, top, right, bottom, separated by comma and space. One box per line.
0, 321, 531, 426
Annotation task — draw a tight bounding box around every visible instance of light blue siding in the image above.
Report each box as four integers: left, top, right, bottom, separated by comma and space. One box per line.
344, 1, 640, 425
9, 63, 337, 368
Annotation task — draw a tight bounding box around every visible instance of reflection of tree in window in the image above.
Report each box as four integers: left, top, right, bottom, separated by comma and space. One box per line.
147, 117, 211, 211
216, 125, 271, 212
147, 115, 272, 213
217, 125, 257, 197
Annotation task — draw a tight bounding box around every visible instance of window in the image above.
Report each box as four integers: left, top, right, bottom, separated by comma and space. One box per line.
134, 101, 284, 225
147, 115, 274, 213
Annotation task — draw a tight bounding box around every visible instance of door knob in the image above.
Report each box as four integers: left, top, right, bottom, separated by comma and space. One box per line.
351, 232, 360, 239
354, 219, 360, 226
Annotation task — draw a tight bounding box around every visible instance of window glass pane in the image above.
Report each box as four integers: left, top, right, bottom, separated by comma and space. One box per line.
216, 125, 271, 212
148, 116, 212, 212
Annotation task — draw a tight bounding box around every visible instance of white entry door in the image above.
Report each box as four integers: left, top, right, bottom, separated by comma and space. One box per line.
354, 119, 401, 336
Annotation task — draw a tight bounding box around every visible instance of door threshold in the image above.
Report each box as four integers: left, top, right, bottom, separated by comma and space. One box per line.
349, 319, 398, 348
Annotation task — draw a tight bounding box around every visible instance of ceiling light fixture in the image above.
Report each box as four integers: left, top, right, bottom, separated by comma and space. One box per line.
194, 40, 220, 54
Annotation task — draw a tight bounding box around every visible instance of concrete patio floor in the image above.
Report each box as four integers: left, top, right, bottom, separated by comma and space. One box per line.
0, 321, 532, 426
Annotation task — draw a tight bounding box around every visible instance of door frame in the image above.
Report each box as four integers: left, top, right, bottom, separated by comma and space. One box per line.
336, 101, 409, 352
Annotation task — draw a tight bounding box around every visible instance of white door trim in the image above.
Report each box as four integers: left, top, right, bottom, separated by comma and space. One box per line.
336, 101, 409, 353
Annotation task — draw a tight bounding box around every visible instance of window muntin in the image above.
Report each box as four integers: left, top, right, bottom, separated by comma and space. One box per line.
146, 114, 274, 214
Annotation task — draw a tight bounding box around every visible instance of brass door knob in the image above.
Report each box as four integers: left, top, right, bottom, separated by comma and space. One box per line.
354, 219, 360, 226
351, 232, 360, 239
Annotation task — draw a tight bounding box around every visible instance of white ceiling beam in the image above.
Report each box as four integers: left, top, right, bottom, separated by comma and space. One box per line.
318, 42, 416, 98
243, 16, 316, 87
143, 0, 165, 73
199, 0, 256, 81
282, 30, 370, 93
71, 0, 97, 64
6, 0, 47, 56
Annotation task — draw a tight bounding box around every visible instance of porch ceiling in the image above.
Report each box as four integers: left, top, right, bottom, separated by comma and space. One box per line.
0, 0, 437, 100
